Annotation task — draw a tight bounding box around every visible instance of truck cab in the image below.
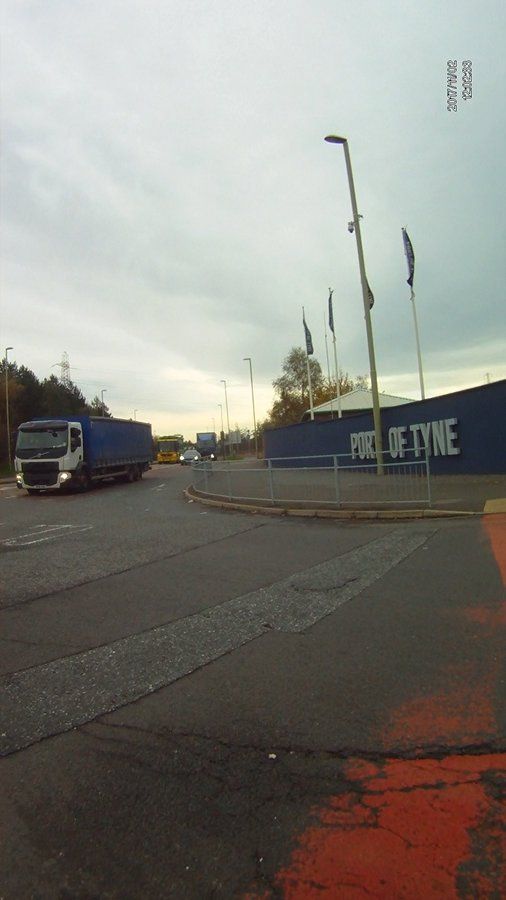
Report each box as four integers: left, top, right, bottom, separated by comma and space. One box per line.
15, 420, 84, 491
195, 432, 217, 459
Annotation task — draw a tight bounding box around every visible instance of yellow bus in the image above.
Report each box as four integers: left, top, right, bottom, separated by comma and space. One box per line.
157, 435, 183, 464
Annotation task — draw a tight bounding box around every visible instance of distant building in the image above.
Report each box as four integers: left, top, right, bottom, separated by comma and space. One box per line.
301, 388, 413, 422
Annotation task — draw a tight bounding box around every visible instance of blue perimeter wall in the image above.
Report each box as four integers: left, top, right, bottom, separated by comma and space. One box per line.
263, 380, 506, 475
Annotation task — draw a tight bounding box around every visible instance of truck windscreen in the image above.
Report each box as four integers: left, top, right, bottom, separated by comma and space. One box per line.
16, 427, 69, 459
159, 441, 179, 452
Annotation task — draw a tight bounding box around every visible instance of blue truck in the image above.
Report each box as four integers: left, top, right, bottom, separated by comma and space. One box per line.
195, 431, 218, 459
15, 416, 153, 493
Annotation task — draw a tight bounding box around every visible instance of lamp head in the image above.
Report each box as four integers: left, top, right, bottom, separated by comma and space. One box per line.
324, 135, 347, 144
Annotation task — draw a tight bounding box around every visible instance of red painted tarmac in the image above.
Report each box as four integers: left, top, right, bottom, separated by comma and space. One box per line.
248, 514, 506, 898
484, 513, 506, 586
273, 754, 505, 899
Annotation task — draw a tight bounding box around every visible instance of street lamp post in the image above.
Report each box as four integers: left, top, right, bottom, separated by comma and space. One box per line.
325, 135, 383, 471
218, 403, 225, 459
101, 389, 107, 416
4, 347, 13, 470
243, 357, 258, 458
133, 409, 138, 421
220, 379, 231, 458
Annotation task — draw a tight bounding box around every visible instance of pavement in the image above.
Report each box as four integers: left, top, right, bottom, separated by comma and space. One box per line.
187, 469, 506, 517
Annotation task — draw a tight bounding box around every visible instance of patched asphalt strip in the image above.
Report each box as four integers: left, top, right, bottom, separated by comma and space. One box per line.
1, 528, 434, 755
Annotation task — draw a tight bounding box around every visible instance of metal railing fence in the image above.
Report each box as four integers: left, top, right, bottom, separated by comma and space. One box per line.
191, 451, 431, 508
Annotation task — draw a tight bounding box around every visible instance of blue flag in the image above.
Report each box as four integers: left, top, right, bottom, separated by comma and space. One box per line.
303, 312, 314, 355
328, 288, 335, 335
402, 227, 415, 288
366, 278, 374, 309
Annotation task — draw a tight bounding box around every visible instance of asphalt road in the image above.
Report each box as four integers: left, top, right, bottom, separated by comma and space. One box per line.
1, 465, 505, 897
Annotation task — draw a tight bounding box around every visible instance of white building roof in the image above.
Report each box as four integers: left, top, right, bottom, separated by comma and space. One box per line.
308, 388, 414, 416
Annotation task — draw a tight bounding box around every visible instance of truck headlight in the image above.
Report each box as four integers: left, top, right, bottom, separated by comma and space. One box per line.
60, 472, 72, 481
210, 453, 215, 460
179, 455, 185, 461
16, 474, 23, 483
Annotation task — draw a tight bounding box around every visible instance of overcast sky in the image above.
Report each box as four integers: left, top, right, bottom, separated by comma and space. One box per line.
2, 0, 505, 437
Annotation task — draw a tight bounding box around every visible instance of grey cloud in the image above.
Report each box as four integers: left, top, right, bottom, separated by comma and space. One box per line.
2, 0, 505, 435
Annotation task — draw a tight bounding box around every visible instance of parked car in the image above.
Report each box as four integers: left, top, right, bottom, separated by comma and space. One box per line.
179, 448, 202, 466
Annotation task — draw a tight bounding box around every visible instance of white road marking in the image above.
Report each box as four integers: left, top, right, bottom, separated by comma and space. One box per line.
2, 524, 93, 548
10, 525, 70, 538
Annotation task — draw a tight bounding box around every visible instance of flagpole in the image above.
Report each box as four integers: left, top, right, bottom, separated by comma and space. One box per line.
327, 288, 342, 418
306, 355, 314, 420
303, 306, 315, 421
331, 333, 342, 418
323, 313, 334, 418
410, 290, 425, 399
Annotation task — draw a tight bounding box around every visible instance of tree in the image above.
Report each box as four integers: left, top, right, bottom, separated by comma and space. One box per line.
272, 348, 324, 403
39, 375, 89, 417
267, 347, 358, 427
268, 348, 325, 426
0, 360, 43, 464
263, 347, 372, 429
353, 374, 370, 390
88, 395, 112, 417
15, 365, 44, 422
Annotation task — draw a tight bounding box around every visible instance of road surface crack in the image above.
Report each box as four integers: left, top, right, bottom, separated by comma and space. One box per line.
90, 720, 505, 762
291, 576, 359, 594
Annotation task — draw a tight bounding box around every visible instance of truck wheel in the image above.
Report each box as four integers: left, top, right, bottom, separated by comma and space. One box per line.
137, 466, 143, 480
126, 466, 136, 483
79, 471, 91, 492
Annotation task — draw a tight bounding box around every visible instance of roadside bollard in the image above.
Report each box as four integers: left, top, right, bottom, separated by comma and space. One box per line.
268, 459, 275, 503
333, 455, 340, 506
